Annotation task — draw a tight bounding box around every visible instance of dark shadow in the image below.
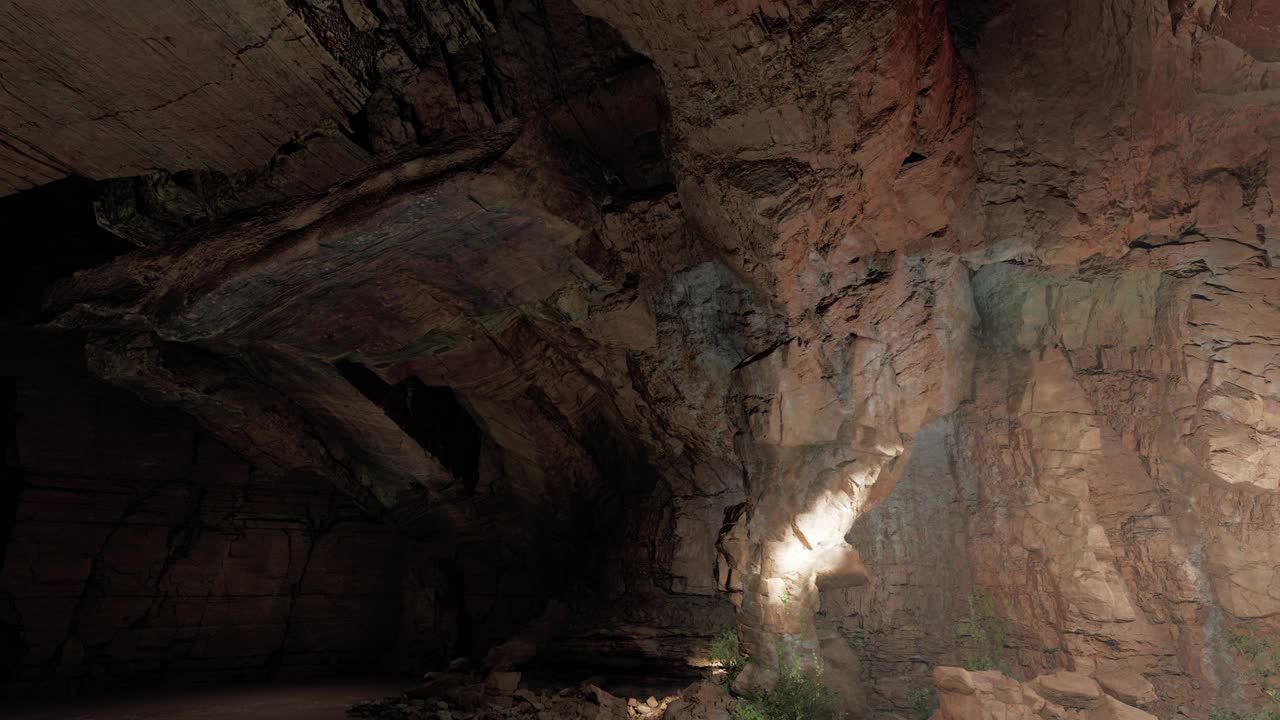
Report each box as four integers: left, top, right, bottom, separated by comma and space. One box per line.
335, 361, 482, 492
0, 376, 26, 688
0, 377, 20, 574
946, 0, 1015, 52
0, 177, 133, 324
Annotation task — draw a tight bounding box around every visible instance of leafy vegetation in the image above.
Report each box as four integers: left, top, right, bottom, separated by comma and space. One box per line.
707, 627, 843, 720
710, 627, 748, 688
909, 686, 939, 720
731, 659, 842, 720
1210, 629, 1280, 720
955, 587, 1010, 673
1208, 711, 1280, 720
1233, 630, 1280, 705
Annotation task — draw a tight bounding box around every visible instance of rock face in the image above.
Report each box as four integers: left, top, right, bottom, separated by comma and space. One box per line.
350, 679, 728, 720
2, 0, 1280, 717
0, 337, 409, 693
931, 666, 1157, 720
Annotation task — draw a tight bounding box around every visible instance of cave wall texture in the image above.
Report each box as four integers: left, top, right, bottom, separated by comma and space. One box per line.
2, 0, 1280, 717
0, 336, 414, 695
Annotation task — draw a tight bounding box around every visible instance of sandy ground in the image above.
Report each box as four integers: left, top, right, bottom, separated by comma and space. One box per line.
6, 679, 406, 720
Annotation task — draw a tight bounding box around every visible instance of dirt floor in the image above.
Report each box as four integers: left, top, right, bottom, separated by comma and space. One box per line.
5, 680, 406, 720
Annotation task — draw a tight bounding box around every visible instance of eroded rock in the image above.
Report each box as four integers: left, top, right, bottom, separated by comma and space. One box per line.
2, 0, 1280, 715
932, 667, 1156, 720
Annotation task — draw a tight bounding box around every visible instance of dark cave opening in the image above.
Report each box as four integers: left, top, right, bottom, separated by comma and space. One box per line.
900, 151, 928, 168
0, 376, 25, 686
945, 0, 1015, 52
329, 361, 702, 691
0, 168, 714, 720
385, 383, 482, 494
335, 360, 483, 492
0, 177, 133, 323
0, 339, 410, 696
0, 377, 20, 570
439, 558, 474, 660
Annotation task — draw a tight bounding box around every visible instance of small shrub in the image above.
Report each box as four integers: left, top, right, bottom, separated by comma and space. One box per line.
710, 627, 748, 687
1214, 628, 1280, 719
955, 587, 1010, 674
1209, 710, 1280, 720
1232, 630, 1280, 705
732, 662, 842, 720
909, 686, 939, 720
726, 634, 843, 720
731, 701, 769, 720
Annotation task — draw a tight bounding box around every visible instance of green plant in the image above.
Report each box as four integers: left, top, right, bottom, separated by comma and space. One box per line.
731, 661, 842, 720
955, 588, 1010, 673
727, 633, 843, 720
710, 627, 748, 687
732, 700, 769, 720
909, 686, 939, 720
1211, 628, 1280, 719
1233, 630, 1280, 705
1209, 710, 1280, 720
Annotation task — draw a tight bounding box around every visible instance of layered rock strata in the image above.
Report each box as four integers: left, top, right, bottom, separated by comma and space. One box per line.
0, 0, 1278, 717
0, 338, 408, 694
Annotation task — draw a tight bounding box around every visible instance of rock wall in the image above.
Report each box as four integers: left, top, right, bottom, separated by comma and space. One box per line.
824, 2, 1280, 717
2, 0, 1280, 718
832, 255, 1280, 717
931, 666, 1158, 720
0, 336, 407, 696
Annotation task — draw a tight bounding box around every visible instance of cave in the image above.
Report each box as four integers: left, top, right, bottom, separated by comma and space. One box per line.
3, 1, 1280, 719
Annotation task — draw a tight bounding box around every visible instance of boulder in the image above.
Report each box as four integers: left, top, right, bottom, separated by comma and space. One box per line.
932, 668, 1159, 720
1035, 672, 1104, 709
1096, 672, 1157, 707
1101, 695, 1158, 720
932, 666, 976, 695
662, 682, 733, 720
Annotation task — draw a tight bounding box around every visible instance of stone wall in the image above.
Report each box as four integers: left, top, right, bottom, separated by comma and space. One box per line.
0, 336, 407, 696
828, 256, 1280, 718
2, 1, 1279, 717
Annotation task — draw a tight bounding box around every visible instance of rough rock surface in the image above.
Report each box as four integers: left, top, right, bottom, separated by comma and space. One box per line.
0, 336, 408, 694
350, 679, 726, 720
1, 0, 1279, 717
931, 666, 1157, 720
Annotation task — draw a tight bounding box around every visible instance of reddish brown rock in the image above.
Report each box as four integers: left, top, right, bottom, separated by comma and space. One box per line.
1035, 672, 1104, 710
933, 667, 1157, 720
0, 341, 408, 694
1097, 672, 1158, 708
2, 0, 1280, 716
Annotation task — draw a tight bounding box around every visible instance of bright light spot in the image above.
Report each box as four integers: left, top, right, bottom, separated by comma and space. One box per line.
771, 539, 813, 576
764, 464, 885, 581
